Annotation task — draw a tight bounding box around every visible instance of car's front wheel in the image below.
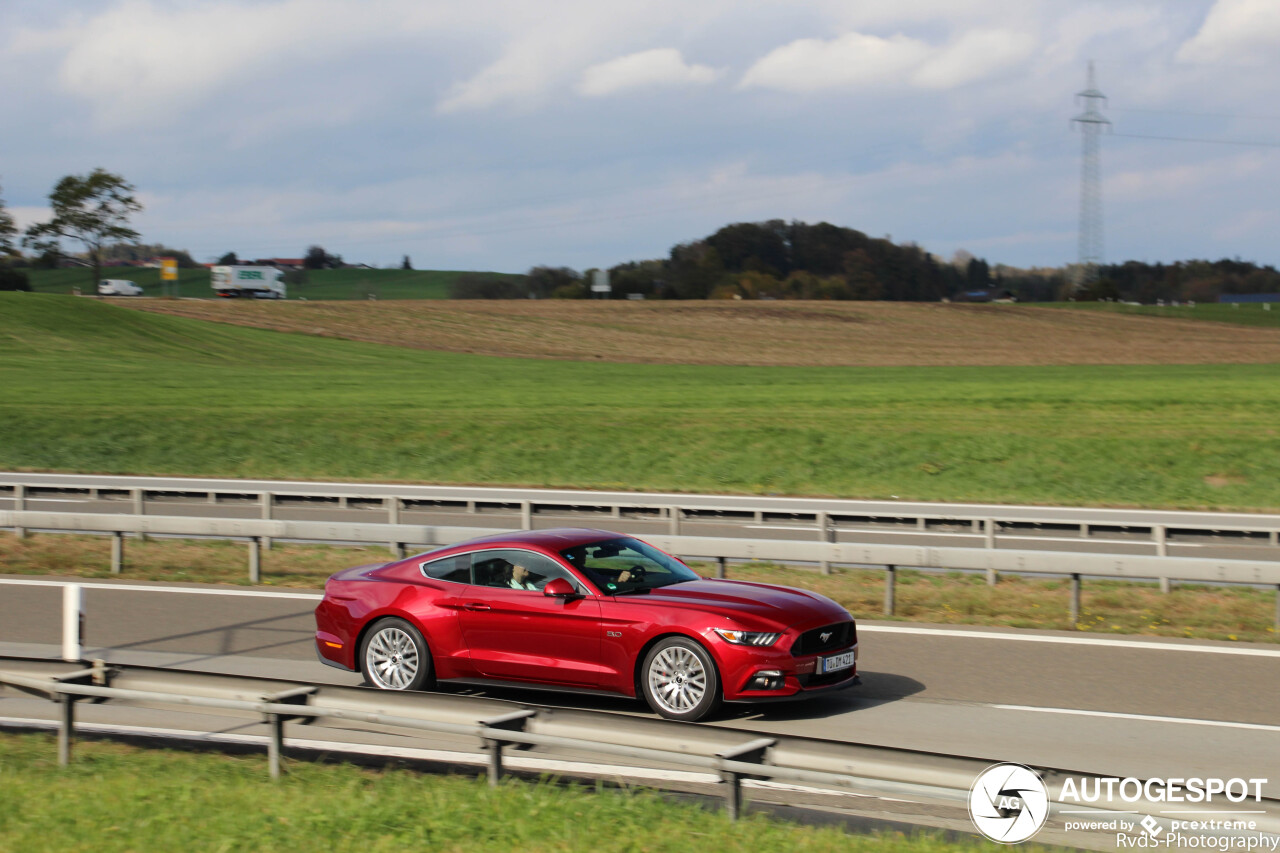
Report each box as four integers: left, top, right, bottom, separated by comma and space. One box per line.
641, 637, 721, 722
360, 618, 433, 691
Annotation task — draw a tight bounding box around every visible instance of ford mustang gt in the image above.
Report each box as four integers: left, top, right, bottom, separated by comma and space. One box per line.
314, 528, 859, 721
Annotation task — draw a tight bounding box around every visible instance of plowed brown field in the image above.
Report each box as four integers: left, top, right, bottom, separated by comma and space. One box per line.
119, 299, 1280, 366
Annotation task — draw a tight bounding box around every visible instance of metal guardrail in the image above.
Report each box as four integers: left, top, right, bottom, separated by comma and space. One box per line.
3, 657, 1277, 834
3, 509, 1279, 629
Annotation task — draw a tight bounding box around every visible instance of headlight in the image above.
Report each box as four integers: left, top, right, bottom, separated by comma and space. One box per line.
712, 628, 781, 646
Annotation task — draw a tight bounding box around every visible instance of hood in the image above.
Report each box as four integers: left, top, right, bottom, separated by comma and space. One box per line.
624, 579, 849, 631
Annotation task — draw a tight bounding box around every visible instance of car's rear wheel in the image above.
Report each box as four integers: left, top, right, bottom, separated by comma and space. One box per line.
360, 618, 433, 691
641, 637, 721, 722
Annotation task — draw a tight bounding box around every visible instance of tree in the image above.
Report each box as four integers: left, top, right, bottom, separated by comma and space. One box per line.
527, 266, 580, 298
402, 255, 413, 270
304, 245, 342, 269
23, 168, 142, 293
0, 180, 17, 257
216, 251, 238, 265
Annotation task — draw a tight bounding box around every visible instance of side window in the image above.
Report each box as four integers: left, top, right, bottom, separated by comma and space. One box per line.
472, 550, 578, 592
420, 554, 471, 584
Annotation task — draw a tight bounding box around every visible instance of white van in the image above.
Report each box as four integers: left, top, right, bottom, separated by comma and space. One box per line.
99, 279, 144, 296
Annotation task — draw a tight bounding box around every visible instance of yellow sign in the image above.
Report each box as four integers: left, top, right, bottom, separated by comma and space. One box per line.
160, 258, 178, 281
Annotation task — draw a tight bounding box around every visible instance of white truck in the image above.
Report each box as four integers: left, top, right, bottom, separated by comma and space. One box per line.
211, 266, 286, 299
98, 279, 144, 296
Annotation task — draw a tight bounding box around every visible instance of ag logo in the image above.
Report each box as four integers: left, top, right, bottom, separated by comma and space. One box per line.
968, 762, 1050, 843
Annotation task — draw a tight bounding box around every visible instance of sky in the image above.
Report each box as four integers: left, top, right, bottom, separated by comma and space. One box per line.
3, 0, 1280, 274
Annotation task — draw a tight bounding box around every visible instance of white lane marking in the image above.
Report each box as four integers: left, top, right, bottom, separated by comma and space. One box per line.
991, 704, 1280, 733
0, 578, 321, 600
858, 625, 1280, 657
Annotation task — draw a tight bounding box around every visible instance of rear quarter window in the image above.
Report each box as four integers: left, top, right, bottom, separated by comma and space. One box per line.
420, 554, 470, 584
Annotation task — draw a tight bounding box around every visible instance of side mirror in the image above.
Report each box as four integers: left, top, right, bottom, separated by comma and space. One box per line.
543, 578, 579, 599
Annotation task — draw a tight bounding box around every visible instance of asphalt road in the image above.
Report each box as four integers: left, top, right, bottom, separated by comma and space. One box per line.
2, 577, 1276, 797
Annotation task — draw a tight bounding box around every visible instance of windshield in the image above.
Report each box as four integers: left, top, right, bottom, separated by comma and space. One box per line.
559, 537, 699, 594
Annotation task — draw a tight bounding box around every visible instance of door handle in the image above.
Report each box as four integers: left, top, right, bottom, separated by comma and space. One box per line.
464, 603, 491, 611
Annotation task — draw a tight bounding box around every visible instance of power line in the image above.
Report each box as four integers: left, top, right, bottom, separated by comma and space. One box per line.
1112, 132, 1280, 149
1112, 107, 1280, 122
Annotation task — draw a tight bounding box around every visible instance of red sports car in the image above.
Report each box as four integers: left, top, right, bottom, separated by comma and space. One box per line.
314, 528, 859, 721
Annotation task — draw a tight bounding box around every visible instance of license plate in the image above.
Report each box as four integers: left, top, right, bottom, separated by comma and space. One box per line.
820, 650, 854, 674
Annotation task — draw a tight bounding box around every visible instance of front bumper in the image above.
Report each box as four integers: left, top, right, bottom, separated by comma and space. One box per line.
718, 640, 859, 702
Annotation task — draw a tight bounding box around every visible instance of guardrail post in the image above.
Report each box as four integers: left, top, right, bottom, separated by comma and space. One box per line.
260, 686, 316, 779
669, 506, 681, 536
248, 537, 261, 584
1154, 525, 1168, 557
481, 710, 536, 786
1070, 573, 1082, 626
1079, 523, 1089, 538
387, 498, 402, 554
984, 520, 998, 585
13, 484, 25, 538
884, 565, 896, 616
611, 505, 621, 519
1275, 585, 1280, 634
260, 491, 273, 551
132, 489, 148, 542
111, 531, 124, 574
63, 584, 83, 662
58, 694, 75, 766
267, 713, 284, 779
716, 738, 773, 821
716, 557, 727, 579
1271, 530, 1278, 547
817, 512, 832, 575
520, 501, 532, 530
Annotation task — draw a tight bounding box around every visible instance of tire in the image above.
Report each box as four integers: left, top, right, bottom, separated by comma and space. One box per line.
640, 636, 721, 722
359, 618, 433, 691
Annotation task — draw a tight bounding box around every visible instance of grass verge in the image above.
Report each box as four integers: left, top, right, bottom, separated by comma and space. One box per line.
4, 533, 1274, 643
0, 731, 996, 853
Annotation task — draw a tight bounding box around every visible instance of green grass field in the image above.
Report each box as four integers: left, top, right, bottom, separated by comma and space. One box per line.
2, 293, 1280, 509
25, 268, 522, 300
1045, 300, 1280, 328
2, 732, 996, 853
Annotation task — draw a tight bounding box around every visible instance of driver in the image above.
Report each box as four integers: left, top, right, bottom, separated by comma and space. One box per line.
508, 562, 538, 590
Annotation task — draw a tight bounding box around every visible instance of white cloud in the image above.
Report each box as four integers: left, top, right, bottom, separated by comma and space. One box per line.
576, 48, 721, 97
740, 27, 1035, 94
740, 31, 930, 93
15, 0, 447, 125
912, 29, 1035, 89
1177, 0, 1280, 64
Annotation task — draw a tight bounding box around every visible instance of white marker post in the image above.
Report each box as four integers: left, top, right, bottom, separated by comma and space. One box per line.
62, 584, 83, 661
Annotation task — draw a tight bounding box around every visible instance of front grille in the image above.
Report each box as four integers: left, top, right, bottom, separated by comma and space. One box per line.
790, 621, 855, 657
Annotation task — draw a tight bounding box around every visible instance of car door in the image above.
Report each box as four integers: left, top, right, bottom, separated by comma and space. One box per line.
457, 549, 603, 687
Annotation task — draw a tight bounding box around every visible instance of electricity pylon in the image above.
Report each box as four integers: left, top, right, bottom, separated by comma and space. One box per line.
1072, 61, 1110, 289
